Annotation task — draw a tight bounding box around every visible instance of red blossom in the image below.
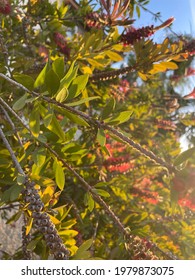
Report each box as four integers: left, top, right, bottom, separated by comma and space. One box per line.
182, 39, 195, 56
156, 119, 177, 131
186, 67, 195, 76
121, 25, 155, 45
183, 88, 195, 99
178, 198, 195, 210
53, 32, 70, 57
0, 0, 11, 15
132, 187, 159, 205
85, 12, 103, 29
107, 162, 134, 173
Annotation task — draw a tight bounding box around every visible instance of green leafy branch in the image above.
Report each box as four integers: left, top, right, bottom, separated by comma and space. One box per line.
0, 73, 179, 259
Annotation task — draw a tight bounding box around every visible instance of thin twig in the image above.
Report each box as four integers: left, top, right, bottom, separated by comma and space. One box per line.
0, 105, 23, 147
136, 2, 182, 40
0, 127, 25, 175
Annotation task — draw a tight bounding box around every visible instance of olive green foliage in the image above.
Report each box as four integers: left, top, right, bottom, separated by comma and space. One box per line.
0, 0, 194, 260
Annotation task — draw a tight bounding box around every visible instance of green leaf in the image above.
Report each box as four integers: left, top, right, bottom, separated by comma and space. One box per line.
16, 173, 26, 185
65, 96, 99, 106
45, 68, 60, 95
6, 211, 23, 224
10, 185, 23, 201
84, 192, 95, 212
94, 182, 108, 188
174, 147, 195, 166
56, 87, 68, 103
67, 74, 89, 99
53, 159, 65, 190
96, 128, 106, 146
136, 5, 140, 18
44, 113, 65, 141
73, 239, 93, 259
29, 107, 40, 138
27, 237, 42, 250
60, 61, 78, 89
52, 57, 64, 79
34, 62, 50, 88
13, 93, 28, 111
59, 109, 89, 127
92, 188, 110, 198
13, 74, 34, 91
104, 111, 133, 125
101, 98, 116, 120
36, 148, 46, 167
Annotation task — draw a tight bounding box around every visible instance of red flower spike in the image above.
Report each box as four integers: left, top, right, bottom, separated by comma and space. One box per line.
182, 39, 195, 56
121, 25, 155, 45
0, 0, 11, 15
53, 32, 70, 57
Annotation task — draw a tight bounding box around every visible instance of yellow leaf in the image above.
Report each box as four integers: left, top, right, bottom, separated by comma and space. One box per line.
138, 72, 148, 81
153, 63, 167, 72
160, 61, 178, 70
48, 214, 61, 225
81, 66, 92, 74
105, 50, 123, 62
26, 217, 33, 235
41, 186, 55, 205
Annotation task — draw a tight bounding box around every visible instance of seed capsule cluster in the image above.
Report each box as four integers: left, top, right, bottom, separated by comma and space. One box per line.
22, 181, 70, 260
125, 235, 158, 260
22, 225, 32, 260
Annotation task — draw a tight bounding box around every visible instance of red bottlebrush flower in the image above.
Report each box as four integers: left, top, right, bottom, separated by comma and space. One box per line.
121, 25, 155, 45
155, 119, 177, 131
107, 162, 134, 173
53, 32, 70, 57
132, 187, 160, 205
178, 198, 195, 211
185, 67, 195, 76
85, 12, 103, 29
183, 88, 195, 99
0, 0, 11, 15
182, 39, 195, 56
103, 154, 131, 166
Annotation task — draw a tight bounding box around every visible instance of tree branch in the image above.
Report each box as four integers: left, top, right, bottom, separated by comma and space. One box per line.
0, 127, 25, 175
0, 73, 177, 174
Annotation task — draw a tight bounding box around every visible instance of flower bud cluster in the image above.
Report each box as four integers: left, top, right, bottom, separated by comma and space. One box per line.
22, 181, 70, 260
121, 26, 155, 45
